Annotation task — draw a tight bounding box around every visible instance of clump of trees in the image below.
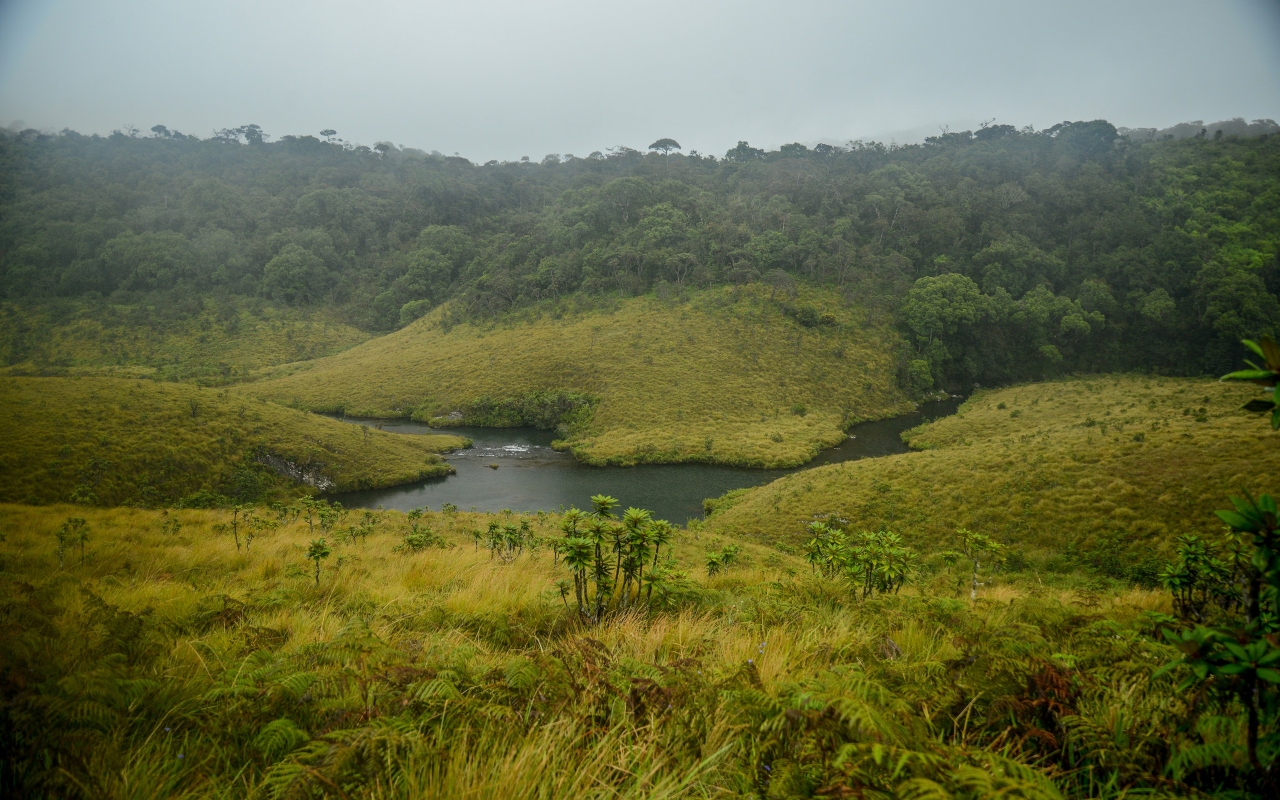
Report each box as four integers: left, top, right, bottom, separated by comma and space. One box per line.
803, 520, 915, 598
3, 122, 1277, 386
554, 495, 680, 620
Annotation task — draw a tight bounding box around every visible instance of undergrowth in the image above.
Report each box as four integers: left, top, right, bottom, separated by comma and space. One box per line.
0, 500, 1234, 798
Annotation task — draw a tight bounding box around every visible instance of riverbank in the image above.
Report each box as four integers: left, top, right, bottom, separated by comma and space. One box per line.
0, 376, 465, 506
330, 397, 963, 522
236, 286, 913, 468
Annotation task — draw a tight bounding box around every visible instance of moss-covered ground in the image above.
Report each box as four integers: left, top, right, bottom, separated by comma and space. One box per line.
0, 377, 465, 506
239, 286, 911, 468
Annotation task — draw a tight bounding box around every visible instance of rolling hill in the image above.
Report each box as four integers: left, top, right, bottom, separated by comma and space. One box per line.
238, 286, 913, 468
0, 376, 465, 506
699, 374, 1280, 575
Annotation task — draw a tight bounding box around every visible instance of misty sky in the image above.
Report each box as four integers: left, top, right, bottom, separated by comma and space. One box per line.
0, 0, 1277, 162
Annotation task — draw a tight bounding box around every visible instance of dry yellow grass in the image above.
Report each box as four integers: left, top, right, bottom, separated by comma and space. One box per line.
699, 374, 1280, 561
0, 376, 466, 505
237, 286, 912, 467
0, 500, 1205, 796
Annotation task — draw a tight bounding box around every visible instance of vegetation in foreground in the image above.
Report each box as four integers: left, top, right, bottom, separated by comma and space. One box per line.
0, 297, 370, 383
0, 376, 465, 507
702, 375, 1279, 575
0, 500, 1211, 798
2, 361, 1279, 797
240, 285, 911, 467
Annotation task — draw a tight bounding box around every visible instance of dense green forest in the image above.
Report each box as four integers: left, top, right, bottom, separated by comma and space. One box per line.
2, 121, 1277, 391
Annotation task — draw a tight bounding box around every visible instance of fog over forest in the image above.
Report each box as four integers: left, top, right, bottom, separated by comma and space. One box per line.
2, 0, 1279, 160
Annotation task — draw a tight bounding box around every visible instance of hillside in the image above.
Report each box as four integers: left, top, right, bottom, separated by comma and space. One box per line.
0, 298, 369, 383
3, 126, 1277, 387
237, 286, 912, 467
0, 377, 465, 506
699, 374, 1280, 576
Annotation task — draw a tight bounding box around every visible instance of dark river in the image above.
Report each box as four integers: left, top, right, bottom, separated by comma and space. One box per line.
330, 397, 962, 525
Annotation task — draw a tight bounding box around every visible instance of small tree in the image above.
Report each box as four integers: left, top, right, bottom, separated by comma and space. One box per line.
74, 521, 90, 565
228, 505, 248, 552
53, 526, 70, 568
54, 518, 87, 568
299, 496, 323, 535
648, 138, 681, 164
318, 501, 344, 533
246, 511, 273, 553
306, 538, 332, 585
589, 495, 619, 621
706, 544, 741, 576
395, 524, 445, 553
957, 528, 1001, 600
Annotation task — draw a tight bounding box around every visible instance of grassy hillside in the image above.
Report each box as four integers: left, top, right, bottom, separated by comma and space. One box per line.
239, 286, 912, 467
0, 377, 465, 506
0, 500, 1222, 798
0, 298, 370, 383
700, 375, 1280, 572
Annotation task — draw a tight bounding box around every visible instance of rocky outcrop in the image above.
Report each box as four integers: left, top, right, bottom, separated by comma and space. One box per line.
256, 452, 336, 491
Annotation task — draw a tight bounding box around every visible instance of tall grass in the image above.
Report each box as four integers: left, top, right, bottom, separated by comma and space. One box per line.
239, 285, 912, 468
702, 375, 1279, 568
0, 497, 1246, 797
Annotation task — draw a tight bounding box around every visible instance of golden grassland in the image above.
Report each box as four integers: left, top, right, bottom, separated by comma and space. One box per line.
700, 374, 1280, 562
0, 500, 1203, 798
0, 377, 466, 506
237, 286, 912, 468
0, 299, 369, 383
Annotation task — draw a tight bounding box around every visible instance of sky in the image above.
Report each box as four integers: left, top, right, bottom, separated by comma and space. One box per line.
0, 0, 1277, 162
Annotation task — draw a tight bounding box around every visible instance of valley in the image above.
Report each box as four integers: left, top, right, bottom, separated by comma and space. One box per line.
1, 119, 1278, 797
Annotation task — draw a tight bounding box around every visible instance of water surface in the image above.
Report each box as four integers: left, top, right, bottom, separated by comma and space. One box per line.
331, 397, 962, 524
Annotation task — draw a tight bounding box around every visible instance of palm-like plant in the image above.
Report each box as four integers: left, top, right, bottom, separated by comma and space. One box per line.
54, 517, 88, 567
957, 528, 1001, 601
1221, 334, 1280, 429
618, 507, 652, 608
306, 538, 331, 585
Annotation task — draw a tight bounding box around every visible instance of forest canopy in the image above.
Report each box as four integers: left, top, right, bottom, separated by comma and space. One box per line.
1, 120, 1277, 389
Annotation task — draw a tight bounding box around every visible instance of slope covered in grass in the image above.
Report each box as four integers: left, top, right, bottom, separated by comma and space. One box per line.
0, 501, 1218, 797
0, 377, 465, 506
700, 375, 1280, 571
240, 286, 912, 467
0, 298, 369, 383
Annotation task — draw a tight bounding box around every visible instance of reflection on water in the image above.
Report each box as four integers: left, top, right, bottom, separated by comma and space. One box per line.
329, 397, 962, 525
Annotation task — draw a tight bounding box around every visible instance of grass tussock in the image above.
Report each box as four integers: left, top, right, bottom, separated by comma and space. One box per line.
701, 374, 1280, 567
0, 377, 465, 506
0, 298, 370, 384
239, 285, 912, 468
0, 500, 1238, 798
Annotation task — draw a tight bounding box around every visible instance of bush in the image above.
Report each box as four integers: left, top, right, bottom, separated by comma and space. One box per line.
176, 489, 229, 509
